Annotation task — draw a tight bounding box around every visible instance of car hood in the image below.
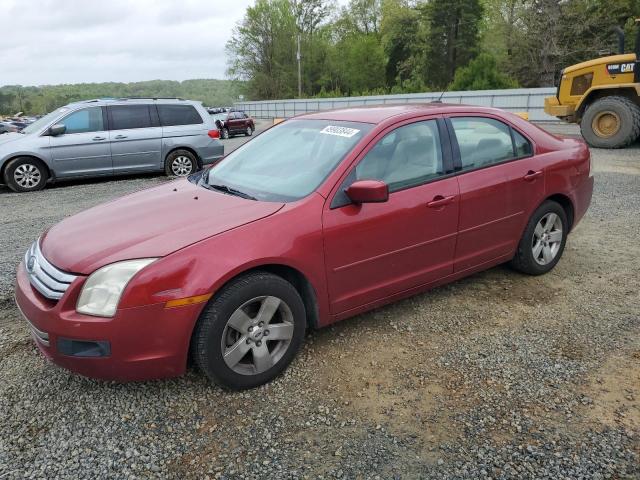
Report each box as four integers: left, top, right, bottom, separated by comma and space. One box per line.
0, 132, 26, 147
41, 180, 285, 274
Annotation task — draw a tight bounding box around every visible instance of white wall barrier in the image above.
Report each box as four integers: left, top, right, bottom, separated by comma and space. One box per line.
233, 87, 558, 122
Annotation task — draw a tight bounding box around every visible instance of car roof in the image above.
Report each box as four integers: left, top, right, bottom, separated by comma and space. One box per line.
64, 98, 200, 109
297, 103, 511, 124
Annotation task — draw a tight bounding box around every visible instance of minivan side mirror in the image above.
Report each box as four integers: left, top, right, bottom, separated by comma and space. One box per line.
48, 124, 66, 136
345, 179, 389, 204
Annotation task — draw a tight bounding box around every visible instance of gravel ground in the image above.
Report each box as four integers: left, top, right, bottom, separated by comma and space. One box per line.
0, 123, 638, 479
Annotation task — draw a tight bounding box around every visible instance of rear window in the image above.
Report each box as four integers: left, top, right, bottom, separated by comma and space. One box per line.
109, 105, 153, 130
157, 105, 203, 127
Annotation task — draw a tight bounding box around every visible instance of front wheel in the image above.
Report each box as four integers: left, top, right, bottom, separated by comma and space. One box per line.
510, 200, 568, 275
221, 128, 230, 140
245, 125, 253, 136
191, 271, 306, 389
4, 157, 48, 192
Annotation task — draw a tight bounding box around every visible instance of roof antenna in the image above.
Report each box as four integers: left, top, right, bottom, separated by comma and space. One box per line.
431, 84, 450, 104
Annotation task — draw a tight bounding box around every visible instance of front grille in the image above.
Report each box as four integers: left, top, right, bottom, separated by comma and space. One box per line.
24, 240, 77, 300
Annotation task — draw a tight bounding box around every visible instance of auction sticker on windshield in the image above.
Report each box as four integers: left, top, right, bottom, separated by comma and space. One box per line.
320, 125, 360, 138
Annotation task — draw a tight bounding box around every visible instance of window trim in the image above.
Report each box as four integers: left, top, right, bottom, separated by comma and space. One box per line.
46, 106, 107, 136
330, 116, 454, 209
106, 104, 156, 131
445, 114, 534, 175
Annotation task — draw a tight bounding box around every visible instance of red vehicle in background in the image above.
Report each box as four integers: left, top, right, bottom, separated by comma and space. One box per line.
15, 104, 593, 389
212, 110, 255, 139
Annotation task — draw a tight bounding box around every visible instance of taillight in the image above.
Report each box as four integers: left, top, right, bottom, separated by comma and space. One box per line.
208, 129, 220, 139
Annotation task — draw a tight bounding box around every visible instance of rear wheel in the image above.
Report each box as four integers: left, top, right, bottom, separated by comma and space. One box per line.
580, 96, 640, 148
4, 157, 48, 192
221, 128, 230, 140
191, 271, 306, 389
245, 125, 253, 136
510, 200, 568, 275
165, 150, 198, 177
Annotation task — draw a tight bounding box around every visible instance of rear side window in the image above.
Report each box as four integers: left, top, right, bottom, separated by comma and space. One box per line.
157, 105, 203, 127
60, 107, 104, 134
513, 129, 533, 157
109, 105, 153, 130
450, 117, 532, 171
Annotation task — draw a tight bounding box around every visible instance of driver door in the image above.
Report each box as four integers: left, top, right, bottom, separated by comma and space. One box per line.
322, 118, 460, 315
49, 106, 112, 178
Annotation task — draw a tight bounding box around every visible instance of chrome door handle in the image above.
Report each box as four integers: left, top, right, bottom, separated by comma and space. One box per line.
114, 135, 127, 140
92, 136, 106, 141
523, 170, 543, 181
427, 195, 456, 208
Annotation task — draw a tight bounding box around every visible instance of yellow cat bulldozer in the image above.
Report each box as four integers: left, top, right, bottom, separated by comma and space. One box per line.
545, 20, 640, 148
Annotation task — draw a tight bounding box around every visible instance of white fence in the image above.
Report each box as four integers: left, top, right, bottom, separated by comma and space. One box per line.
234, 87, 558, 122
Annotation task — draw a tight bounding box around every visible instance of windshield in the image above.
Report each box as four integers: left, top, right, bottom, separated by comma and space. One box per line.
22, 107, 70, 134
206, 119, 372, 202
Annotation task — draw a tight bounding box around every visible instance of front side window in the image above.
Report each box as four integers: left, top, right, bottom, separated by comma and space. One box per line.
109, 105, 152, 130
59, 107, 104, 134
206, 119, 372, 202
355, 120, 444, 192
158, 105, 203, 127
451, 117, 516, 170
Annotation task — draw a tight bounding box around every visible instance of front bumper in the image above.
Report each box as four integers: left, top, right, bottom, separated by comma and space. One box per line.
14, 261, 203, 381
544, 96, 576, 118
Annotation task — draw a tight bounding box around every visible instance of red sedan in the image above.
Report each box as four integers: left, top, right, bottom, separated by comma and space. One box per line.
15, 104, 593, 389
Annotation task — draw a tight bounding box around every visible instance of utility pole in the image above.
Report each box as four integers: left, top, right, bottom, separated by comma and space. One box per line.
297, 33, 302, 98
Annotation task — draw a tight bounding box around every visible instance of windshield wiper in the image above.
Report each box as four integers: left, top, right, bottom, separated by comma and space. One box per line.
206, 183, 257, 201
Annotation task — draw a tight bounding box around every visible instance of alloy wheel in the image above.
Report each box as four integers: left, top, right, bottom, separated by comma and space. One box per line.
532, 212, 563, 265
14, 163, 41, 189
221, 296, 295, 375
171, 156, 193, 176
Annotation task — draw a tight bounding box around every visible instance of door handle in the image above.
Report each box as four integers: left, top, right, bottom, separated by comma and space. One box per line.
427, 195, 456, 208
114, 135, 127, 140
523, 170, 543, 181
92, 136, 106, 141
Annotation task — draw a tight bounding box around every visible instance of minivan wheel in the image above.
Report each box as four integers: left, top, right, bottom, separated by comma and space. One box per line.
510, 200, 568, 275
165, 150, 198, 177
191, 271, 306, 389
245, 125, 253, 136
4, 157, 48, 192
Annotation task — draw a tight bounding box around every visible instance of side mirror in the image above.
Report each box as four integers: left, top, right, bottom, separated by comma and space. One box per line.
48, 124, 66, 136
345, 179, 389, 204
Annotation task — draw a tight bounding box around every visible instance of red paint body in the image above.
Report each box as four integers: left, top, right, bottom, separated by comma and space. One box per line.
14, 104, 593, 381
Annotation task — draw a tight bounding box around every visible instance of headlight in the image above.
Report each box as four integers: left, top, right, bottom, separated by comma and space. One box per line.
76, 258, 157, 317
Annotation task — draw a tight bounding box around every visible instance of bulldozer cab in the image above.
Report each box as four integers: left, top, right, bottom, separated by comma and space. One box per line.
545, 19, 640, 148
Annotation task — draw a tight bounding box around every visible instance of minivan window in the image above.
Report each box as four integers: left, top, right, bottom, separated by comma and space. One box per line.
158, 105, 203, 127
109, 105, 153, 130
60, 107, 105, 134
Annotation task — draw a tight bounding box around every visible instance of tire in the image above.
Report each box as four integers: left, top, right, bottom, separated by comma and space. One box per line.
191, 271, 306, 389
510, 200, 568, 275
221, 128, 230, 140
3, 157, 48, 192
245, 125, 253, 136
165, 149, 198, 177
580, 96, 640, 148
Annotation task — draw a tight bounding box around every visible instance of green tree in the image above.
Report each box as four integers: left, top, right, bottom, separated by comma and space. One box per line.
450, 53, 518, 90
423, 0, 484, 88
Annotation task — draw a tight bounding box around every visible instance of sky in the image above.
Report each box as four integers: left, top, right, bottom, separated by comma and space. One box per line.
0, 0, 263, 86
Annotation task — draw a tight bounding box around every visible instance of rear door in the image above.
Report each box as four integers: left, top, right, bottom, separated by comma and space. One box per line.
447, 115, 545, 272
107, 104, 163, 173
48, 106, 112, 177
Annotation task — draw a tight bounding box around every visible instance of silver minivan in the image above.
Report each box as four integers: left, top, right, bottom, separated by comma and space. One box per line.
0, 98, 224, 192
